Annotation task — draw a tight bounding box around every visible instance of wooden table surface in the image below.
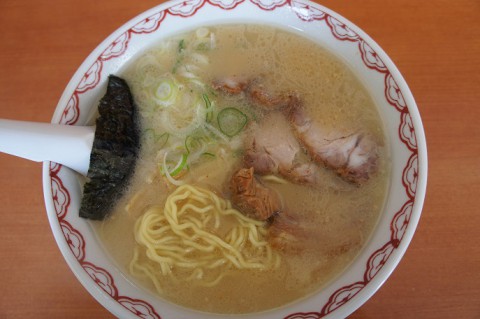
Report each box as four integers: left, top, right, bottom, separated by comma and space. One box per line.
1, 0, 479, 318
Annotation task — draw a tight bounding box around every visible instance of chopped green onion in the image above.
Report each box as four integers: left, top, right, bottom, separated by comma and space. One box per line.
161, 91, 206, 135
201, 152, 215, 158
202, 93, 211, 108
178, 39, 186, 53
162, 152, 185, 186
202, 94, 214, 123
144, 130, 169, 148
196, 42, 210, 51
217, 107, 248, 137
173, 40, 186, 73
156, 132, 170, 148
152, 78, 179, 107
156, 82, 173, 100
185, 135, 197, 154
170, 153, 188, 177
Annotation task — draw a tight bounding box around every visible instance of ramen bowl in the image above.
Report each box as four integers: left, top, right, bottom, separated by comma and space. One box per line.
43, 0, 427, 318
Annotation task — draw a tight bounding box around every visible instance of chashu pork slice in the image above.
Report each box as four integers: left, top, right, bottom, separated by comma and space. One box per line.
285, 96, 379, 184
243, 112, 321, 185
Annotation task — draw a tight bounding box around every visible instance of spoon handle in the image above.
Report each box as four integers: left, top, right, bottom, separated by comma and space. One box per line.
0, 119, 94, 175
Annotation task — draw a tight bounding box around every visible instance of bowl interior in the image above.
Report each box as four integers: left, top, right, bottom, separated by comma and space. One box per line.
43, 1, 427, 318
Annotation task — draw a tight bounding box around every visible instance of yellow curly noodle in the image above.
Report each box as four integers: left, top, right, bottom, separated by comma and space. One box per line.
130, 184, 280, 293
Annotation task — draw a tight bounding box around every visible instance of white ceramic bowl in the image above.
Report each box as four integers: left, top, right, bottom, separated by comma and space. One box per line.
43, 0, 427, 318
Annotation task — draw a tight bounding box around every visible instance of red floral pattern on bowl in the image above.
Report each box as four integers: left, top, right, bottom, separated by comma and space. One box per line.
43, 0, 427, 318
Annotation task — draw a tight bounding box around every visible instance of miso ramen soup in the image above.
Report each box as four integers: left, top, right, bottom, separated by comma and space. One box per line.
94, 24, 389, 314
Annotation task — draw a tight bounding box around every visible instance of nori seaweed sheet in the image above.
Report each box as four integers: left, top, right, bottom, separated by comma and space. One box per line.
79, 75, 140, 220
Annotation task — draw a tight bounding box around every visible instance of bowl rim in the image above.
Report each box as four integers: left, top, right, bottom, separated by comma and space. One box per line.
42, 0, 427, 318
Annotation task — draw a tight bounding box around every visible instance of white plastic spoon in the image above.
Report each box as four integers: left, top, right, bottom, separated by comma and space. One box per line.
0, 119, 95, 176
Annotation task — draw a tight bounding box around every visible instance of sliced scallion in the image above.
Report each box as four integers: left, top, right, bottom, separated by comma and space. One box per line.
173, 39, 186, 73
217, 107, 248, 137
202, 94, 214, 123
144, 130, 169, 148
152, 78, 179, 107
201, 152, 215, 158
170, 153, 188, 177
178, 39, 186, 53
156, 132, 170, 148
161, 152, 187, 186
185, 135, 198, 154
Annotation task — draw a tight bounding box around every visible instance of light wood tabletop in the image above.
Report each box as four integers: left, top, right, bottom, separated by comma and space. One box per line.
1, 0, 479, 318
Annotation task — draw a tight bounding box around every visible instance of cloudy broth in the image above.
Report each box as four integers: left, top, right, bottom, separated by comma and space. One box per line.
93, 24, 389, 314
